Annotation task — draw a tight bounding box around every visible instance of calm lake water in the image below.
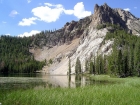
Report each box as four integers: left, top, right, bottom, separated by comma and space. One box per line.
0, 73, 113, 90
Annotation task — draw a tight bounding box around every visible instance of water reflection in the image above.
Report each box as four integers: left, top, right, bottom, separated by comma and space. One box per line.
41, 75, 91, 88
0, 73, 41, 77
0, 73, 115, 90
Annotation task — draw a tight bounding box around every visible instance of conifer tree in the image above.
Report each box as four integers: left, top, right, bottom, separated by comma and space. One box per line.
90, 61, 95, 74
68, 58, 71, 75
85, 59, 89, 73
75, 58, 81, 74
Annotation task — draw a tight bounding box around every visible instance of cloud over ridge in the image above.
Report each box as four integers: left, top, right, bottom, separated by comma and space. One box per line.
123, 8, 131, 11
32, 3, 64, 23
19, 2, 92, 26
18, 30, 40, 37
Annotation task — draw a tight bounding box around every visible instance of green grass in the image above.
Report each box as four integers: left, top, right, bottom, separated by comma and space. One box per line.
1, 76, 140, 105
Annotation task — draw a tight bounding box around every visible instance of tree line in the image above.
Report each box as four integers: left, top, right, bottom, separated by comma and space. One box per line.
0, 35, 45, 74
69, 27, 140, 77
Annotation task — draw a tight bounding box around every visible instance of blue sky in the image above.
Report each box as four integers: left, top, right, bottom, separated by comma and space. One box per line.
0, 0, 140, 37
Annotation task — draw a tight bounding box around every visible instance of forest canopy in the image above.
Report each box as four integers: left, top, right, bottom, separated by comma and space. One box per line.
0, 35, 45, 74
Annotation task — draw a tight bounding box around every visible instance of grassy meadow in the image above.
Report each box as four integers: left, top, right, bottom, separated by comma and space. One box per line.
0, 75, 140, 105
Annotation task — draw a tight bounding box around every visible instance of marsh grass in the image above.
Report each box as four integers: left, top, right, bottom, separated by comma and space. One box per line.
0, 75, 140, 105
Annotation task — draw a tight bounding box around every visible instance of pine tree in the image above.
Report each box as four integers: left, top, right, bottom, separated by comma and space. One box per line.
68, 58, 71, 75
75, 58, 81, 74
85, 59, 89, 72
128, 47, 133, 76
117, 49, 123, 76
134, 41, 140, 76
90, 61, 95, 74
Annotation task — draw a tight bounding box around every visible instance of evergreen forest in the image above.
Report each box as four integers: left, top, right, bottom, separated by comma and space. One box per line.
0, 35, 45, 74
74, 24, 140, 77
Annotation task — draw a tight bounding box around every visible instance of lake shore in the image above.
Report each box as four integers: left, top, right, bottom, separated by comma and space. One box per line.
0, 75, 140, 105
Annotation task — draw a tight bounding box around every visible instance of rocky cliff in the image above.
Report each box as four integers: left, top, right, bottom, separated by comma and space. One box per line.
30, 3, 140, 75
92, 3, 127, 28
115, 8, 140, 35
92, 3, 140, 35
31, 16, 92, 48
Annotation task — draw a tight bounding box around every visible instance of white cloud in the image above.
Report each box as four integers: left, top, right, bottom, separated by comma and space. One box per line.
5, 34, 10, 36
44, 3, 53, 7
18, 30, 41, 37
73, 2, 91, 19
32, 2, 91, 22
64, 2, 92, 18
32, 3, 64, 23
19, 2, 91, 26
27, 0, 31, 3
9, 10, 19, 17
134, 7, 137, 9
124, 8, 131, 11
18, 17, 37, 26
64, 10, 74, 15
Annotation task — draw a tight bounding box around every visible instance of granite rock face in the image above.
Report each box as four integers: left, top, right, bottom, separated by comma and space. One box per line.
92, 3, 140, 35
33, 3, 140, 48
33, 16, 92, 48
31, 3, 140, 74
115, 8, 140, 35
92, 3, 127, 28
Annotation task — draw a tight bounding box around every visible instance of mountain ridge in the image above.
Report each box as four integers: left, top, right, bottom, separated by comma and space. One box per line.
30, 3, 140, 75
1, 3, 140, 76
31, 3, 140, 49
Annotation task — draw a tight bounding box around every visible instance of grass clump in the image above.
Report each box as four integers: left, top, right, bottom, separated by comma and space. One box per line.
1, 76, 140, 105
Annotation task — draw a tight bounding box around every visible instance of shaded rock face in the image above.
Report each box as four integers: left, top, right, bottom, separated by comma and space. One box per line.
114, 9, 140, 35
92, 3, 127, 28
34, 3, 140, 48
34, 16, 92, 48
92, 3, 140, 35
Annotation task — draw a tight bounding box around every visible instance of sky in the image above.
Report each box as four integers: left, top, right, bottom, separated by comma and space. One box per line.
0, 0, 140, 37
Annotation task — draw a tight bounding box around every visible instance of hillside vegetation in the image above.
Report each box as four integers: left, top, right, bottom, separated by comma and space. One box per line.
84, 24, 140, 77
0, 35, 45, 74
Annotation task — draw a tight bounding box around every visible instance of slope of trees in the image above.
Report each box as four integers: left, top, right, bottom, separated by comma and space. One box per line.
0, 35, 45, 74
74, 26, 140, 77
105, 29, 140, 77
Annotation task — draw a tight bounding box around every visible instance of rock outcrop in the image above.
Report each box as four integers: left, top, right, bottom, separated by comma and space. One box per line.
91, 3, 127, 28
92, 3, 140, 35
115, 8, 140, 35
32, 16, 92, 48
31, 3, 140, 75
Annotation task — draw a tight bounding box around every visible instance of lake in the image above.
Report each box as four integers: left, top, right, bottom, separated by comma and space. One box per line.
0, 73, 114, 90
